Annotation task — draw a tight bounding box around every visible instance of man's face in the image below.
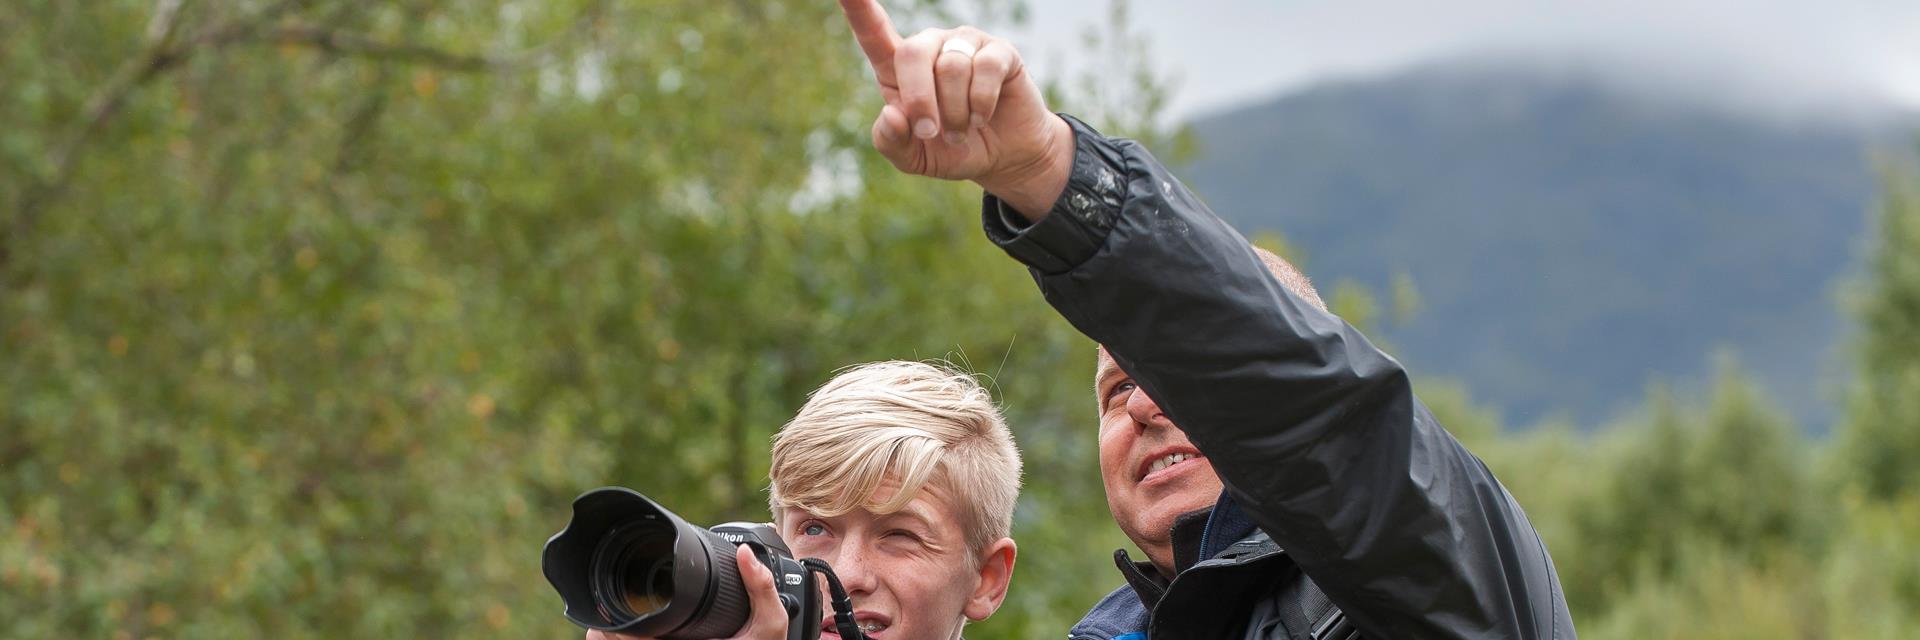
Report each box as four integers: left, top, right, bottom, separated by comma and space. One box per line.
1095, 349, 1222, 574
779, 477, 1013, 640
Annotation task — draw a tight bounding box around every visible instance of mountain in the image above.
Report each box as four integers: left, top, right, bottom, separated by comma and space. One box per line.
1180, 57, 1916, 429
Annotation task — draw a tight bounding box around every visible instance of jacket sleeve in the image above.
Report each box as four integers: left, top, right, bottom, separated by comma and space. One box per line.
983, 115, 1574, 639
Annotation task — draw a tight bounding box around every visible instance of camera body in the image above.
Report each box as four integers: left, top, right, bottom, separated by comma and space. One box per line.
709, 522, 823, 640
543, 488, 824, 640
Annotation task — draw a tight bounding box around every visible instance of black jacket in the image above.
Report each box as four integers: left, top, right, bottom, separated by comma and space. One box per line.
982, 115, 1574, 639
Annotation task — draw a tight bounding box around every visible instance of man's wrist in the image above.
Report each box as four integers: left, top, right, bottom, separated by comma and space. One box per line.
976, 114, 1075, 223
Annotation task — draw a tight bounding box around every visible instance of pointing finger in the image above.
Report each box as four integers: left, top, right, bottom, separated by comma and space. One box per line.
837, 0, 900, 81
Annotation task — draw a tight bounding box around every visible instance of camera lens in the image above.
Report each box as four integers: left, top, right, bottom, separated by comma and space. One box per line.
589, 522, 677, 621
623, 552, 674, 617
543, 488, 752, 638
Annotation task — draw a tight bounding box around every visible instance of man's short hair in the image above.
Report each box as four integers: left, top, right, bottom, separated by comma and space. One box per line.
768, 361, 1022, 553
1097, 245, 1325, 375
1251, 245, 1326, 312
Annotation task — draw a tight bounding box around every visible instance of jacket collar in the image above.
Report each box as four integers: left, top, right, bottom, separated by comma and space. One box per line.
1198, 491, 1260, 561
1111, 490, 1263, 611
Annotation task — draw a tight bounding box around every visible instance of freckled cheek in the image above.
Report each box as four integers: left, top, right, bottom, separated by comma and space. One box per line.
884, 561, 970, 622
787, 539, 837, 565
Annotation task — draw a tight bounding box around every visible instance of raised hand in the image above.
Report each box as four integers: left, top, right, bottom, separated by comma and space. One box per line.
838, 0, 1072, 217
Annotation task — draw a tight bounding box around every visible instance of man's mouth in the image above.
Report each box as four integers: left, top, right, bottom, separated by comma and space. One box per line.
1136, 447, 1206, 483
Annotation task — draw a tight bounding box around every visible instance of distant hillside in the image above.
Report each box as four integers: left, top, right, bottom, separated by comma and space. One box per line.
1181, 59, 1915, 429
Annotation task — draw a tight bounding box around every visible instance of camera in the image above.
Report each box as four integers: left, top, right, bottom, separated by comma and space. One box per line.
543, 487, 854, 640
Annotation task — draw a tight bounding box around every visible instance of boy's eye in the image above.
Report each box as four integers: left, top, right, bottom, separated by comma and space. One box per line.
802, 523, 827, 536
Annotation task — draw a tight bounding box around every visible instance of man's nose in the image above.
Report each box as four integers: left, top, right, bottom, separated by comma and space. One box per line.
1125, 383, 1175, 430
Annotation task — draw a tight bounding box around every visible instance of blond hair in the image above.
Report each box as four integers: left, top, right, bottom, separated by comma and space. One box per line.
768, 361, 1022, 553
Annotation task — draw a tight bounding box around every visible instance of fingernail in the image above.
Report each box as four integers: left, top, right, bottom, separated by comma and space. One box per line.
878, 123, 899, 141
971, 114, 986, 129
944, 131, 966, 145
914, 119, 938, 139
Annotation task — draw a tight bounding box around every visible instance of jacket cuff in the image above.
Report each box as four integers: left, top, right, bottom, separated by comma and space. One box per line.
981, 114, 1128, 274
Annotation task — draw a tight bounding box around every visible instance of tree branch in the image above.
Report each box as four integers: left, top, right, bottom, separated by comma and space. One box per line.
258, 24, 513, 71
5, 0, 298, 273
4, 1, 524, 275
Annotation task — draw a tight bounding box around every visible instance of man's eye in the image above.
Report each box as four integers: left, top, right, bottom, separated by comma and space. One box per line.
801, 523, 827, 536
1105, 381, 1137, 406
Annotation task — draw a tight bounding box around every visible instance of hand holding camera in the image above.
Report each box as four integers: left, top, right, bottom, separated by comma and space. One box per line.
543, 488, 865, 640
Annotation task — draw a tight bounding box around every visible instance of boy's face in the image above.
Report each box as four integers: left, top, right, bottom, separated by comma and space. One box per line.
778, 476, 1013, 640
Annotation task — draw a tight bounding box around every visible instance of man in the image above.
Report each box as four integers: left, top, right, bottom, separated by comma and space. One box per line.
835, 1, 1575, 638
590, 361, 1022, 640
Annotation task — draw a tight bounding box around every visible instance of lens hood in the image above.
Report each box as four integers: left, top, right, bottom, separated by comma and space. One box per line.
542, 487, 748, 636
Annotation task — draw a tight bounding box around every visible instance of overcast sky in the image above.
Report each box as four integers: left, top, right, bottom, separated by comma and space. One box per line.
938, 0, 1920, 121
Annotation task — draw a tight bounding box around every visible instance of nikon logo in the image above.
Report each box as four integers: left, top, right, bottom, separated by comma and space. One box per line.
719, 532, 746, 543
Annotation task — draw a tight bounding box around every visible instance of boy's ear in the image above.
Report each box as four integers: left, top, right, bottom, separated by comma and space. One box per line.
963, 537, 1018, 621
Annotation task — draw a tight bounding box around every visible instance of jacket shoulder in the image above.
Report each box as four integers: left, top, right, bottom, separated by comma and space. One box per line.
1069, 584, 1151, 640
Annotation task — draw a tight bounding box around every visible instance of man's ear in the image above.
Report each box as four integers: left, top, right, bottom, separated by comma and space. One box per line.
963, 537, 1018, 621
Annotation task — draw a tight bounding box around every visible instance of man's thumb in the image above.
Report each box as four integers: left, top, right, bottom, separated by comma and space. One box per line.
870, 104, 917, 172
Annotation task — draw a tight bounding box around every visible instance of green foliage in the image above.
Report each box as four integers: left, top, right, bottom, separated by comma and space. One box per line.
1412, 377, 1502, 450
1818, 493, 1920, 638
1558, 364, 1814, 614
1834, 161, 1920, 501
1327, 280, 1382, 335
1480, 160, 1920, 637
0, 0, 1134, 636
1056, 0, 1193, 160
4, 2, 1918, 638
1581, 545, 1819, 640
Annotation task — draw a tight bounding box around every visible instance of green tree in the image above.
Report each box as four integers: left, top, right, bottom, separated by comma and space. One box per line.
0, 0, 1196, 636
1834, 158, 1920, 502
1565, 362, 1811, 615
1819, 493, 1920, 638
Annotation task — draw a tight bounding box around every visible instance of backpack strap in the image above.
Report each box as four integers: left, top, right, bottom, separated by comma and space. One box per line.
1295, 582, 1361, 640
